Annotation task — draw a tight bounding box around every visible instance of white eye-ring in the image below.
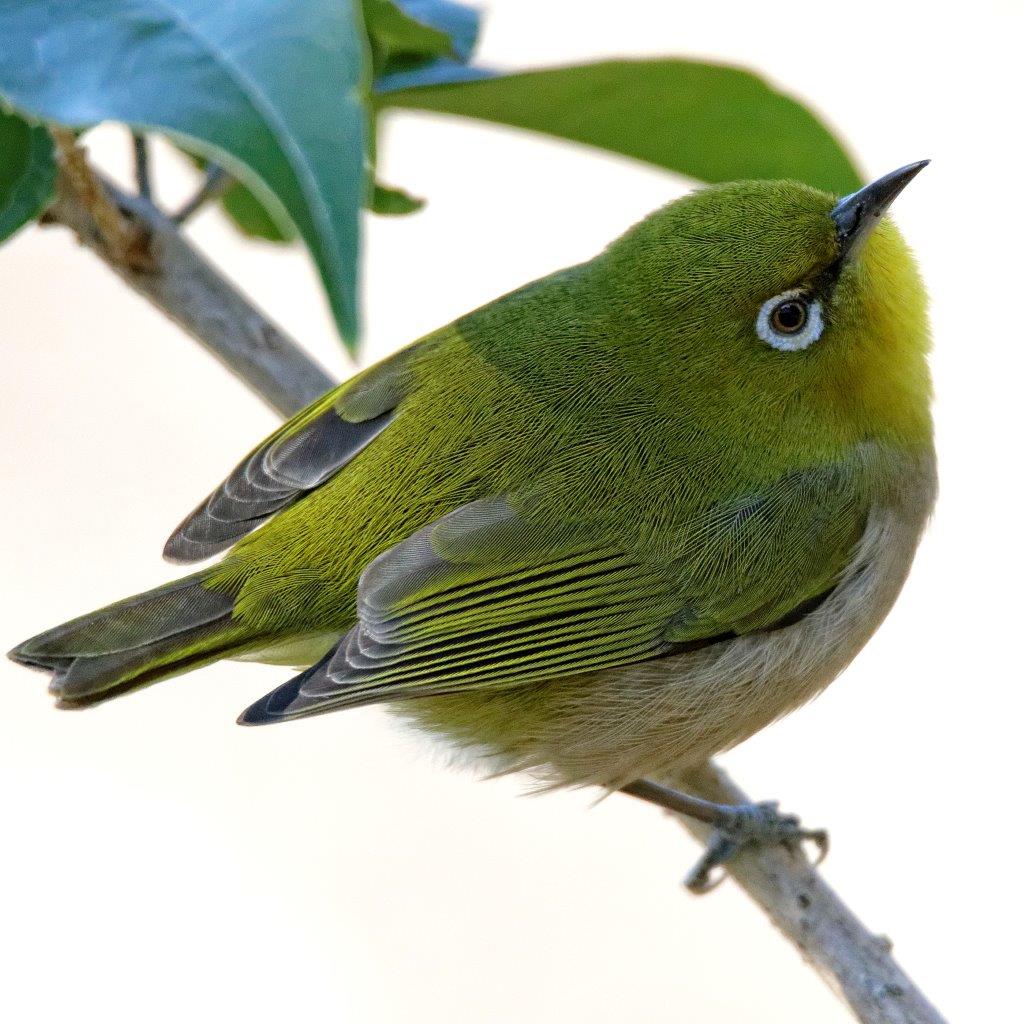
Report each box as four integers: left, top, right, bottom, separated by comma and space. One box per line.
756, 290, 824, 352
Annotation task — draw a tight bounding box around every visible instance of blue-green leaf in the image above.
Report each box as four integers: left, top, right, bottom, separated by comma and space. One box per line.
377, 59, 863, 194
377, 59, 489, 92
0, 107, 55, 244
0, 0, 367, 347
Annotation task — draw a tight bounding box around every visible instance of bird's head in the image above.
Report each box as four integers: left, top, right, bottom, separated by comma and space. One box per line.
597, 163, 933, 451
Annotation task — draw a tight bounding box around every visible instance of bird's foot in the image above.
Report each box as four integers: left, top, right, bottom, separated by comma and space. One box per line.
684, 801, 828, 894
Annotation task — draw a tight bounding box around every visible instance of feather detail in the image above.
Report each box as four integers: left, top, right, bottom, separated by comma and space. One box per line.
164, 408, 393, 563
9, 573, 242, 706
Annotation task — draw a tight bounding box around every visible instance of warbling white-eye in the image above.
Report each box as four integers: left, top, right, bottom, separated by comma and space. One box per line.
11, 162, 934, 885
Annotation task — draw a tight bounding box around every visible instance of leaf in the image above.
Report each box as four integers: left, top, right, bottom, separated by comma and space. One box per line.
216, 172, 420, 234
378, 59, 863, 194
372, 1, 480, 82
370, 181, 424, 215
0, 107, 55, 244
390, 1, 480, 63
0, 0, 367, 348
362, 0, 452, 74
376, 59, 490, 92
221, 180, 298, 242
178, 146, 297, 243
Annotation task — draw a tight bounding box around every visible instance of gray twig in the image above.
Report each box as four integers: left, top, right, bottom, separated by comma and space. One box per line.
173, 164, 231, 224
39, 136, 947, 1024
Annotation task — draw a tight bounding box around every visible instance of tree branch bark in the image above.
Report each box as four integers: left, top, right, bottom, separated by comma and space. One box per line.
38, 139, 947, 1024
43, 137, 334, 418
670, 763, 947, 1024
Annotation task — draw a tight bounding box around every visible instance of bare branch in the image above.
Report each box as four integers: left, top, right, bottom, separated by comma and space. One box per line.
39, 130, 947, 1024
43, 143, 335, 418
173, 164, 232, 224
670, 762, 948, 1024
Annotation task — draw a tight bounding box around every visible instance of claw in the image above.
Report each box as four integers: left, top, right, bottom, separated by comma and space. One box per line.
803, 828, 830, 866
683, 801, 829, 895
683, 833, 739, 894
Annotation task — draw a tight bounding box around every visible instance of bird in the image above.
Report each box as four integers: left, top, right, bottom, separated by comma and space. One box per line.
10, 162, 934, 888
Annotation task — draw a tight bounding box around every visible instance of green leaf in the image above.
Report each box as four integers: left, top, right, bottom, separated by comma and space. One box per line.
221, 180, 298, 242
362, 0, 452, 74
178, 147, 296, 243
0, 107, 55, 244
371, 181, 424, 215
378, 59, 863, 194
0, 0, 368, 348
395, 1, 479, 62
372, 1, 479, 88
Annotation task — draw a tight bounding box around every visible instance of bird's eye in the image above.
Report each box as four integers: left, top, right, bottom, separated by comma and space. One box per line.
771, 300, 807, 334
756, 290, 824, 352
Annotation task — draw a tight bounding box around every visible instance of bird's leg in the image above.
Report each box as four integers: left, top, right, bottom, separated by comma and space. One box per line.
620, 778, 828, 894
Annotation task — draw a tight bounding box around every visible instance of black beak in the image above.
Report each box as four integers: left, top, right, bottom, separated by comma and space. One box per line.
831, 160, 929, 265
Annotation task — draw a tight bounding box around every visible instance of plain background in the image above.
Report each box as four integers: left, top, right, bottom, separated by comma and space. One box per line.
2, 1, 1021, 1021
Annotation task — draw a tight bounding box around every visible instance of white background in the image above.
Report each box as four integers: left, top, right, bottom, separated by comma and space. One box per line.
2, 2, 1021, 1021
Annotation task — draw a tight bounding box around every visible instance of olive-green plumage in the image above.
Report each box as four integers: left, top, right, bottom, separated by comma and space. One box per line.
11, 170, 935, 789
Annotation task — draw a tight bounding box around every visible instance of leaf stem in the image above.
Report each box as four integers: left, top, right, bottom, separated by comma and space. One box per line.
173, 164, 231, 224
132, 131, 152, 201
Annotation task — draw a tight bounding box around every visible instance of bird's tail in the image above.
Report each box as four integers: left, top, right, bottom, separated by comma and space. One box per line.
8, 572, 251, 708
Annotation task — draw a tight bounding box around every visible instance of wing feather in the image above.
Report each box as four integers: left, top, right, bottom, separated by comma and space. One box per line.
239, 458, 872, 726
239, 497, 682, 722
161, 337, 430, 564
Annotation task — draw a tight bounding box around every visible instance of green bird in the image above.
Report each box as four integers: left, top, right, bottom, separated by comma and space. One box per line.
10, 163, 934, 886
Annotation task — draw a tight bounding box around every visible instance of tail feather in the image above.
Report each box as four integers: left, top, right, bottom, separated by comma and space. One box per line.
9, 573, 245, 707
15, 574, 233, 658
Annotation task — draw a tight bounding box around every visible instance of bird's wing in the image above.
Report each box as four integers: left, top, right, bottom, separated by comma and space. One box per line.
240, 462, 868, 724
240, 495, 682, 722
163, 341, 425, 564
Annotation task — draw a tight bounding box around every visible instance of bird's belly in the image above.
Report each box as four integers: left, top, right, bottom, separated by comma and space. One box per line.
393, 501, 926, 789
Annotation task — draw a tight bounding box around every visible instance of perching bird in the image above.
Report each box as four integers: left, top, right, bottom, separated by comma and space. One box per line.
11, 163, 934, 887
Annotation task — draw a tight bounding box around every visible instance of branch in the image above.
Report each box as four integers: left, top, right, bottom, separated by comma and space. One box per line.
51, 128, 154, 274
40, 131, 946, 1024
671, 763, 947, 1024
43, 133, 334, 418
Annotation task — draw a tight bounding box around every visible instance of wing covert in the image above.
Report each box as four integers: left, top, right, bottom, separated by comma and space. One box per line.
240, 496, 684, 722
